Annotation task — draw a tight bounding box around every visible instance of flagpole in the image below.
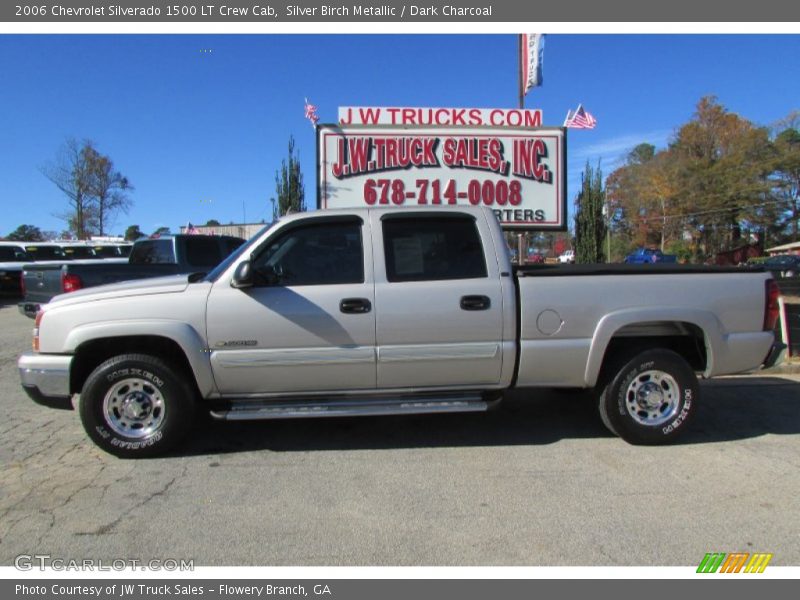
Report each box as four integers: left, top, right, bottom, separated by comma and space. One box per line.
518, 34, 524, 110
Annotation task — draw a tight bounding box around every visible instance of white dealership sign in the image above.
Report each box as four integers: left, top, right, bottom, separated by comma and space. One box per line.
317, 124, 567, 229
339, 106, 544, 128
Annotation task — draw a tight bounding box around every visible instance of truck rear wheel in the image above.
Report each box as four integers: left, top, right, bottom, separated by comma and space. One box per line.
598, 348, 698, 445
79, 354, 195, 458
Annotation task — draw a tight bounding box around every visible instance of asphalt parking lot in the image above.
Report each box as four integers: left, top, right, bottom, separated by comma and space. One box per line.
1, 298, 799, 567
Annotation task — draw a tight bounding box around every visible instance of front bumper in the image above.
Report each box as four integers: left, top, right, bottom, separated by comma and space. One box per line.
18, 352, 73, 410
762, 340, 787, 370
0, 269, 22, 294
18, 302, 40, 319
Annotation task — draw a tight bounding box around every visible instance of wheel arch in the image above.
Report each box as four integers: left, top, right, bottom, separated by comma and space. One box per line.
66, 322, 214, 398
585, 308, 721, 387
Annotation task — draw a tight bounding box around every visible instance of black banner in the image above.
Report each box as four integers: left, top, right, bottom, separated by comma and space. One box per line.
4, 579, 800, 600
2, 0, 800, 22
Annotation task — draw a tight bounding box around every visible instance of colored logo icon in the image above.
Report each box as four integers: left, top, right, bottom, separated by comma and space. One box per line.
697, 552, 773, 573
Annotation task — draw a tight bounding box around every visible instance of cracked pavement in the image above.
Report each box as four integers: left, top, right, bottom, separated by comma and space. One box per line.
1, 299, 799, 566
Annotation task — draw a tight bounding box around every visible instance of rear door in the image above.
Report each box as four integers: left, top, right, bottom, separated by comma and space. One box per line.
372, 211, 505, 389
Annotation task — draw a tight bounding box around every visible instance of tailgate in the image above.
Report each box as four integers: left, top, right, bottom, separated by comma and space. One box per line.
22, 264, 65, 304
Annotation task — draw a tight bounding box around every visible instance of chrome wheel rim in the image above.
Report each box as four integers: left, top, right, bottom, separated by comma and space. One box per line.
103, 378, 165, 438
625, 370, 680, 426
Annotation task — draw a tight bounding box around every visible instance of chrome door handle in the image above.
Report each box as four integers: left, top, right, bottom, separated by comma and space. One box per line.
460, 295, 491, 311
340, 298, 372, 314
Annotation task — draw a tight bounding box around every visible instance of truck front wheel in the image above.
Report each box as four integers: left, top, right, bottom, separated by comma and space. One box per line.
79, 354, 195, 458
598, 348, 698, 445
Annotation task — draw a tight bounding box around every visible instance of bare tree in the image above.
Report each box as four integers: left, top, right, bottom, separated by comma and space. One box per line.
41, 138, 97, 239
86, 147, 133, 236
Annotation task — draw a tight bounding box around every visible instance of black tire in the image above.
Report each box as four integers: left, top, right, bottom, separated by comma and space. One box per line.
598, 348, 698, 445
79, 354, 196, 458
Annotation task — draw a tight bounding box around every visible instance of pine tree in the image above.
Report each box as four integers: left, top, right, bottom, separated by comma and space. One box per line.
275, 136, 305, 216
575, 161, 606, 264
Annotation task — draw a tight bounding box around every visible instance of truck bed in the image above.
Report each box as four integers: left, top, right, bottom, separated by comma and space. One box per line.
514, 263, 764, 277
513, 264, 773, 388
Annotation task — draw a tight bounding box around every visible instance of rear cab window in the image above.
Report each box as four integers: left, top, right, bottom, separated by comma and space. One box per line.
184, 237, 224, 268
129, 240, 176, 264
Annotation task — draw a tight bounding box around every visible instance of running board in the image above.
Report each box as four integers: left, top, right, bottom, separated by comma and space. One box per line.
209, 393, 494, 421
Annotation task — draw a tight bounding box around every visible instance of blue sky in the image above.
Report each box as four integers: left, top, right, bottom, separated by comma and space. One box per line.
1, 34, 799, 237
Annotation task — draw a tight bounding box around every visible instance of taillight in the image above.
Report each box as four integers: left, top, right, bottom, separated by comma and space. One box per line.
764, 279, 780, 331
61, 272, 82, 293
19, 271, 25, 297
33, 310, 43, 352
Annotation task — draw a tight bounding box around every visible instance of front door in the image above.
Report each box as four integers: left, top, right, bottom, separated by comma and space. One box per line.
207, 216, 376, 396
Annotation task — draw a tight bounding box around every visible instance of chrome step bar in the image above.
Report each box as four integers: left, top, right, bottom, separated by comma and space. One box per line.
209, 393, 493, 421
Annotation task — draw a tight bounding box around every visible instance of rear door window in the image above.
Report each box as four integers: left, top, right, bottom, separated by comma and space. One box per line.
382, 216, 487, 282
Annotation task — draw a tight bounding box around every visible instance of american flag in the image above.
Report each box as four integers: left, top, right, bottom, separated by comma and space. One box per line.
564, 104, 597, 129
304, 98, 319, 128
185, 222, 199, 235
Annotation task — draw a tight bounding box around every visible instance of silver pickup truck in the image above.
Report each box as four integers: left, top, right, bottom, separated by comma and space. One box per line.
18, 206, 782, 457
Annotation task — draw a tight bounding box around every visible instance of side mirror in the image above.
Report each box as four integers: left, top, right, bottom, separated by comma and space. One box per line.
231, 260, 253, 289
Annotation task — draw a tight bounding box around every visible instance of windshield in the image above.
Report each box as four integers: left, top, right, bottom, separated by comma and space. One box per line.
0, 246, 30, 262
93, 245, 124, 258
25, 245, 68, 261
766, 255, 795, 266
202, 222, 276, 283
64, 246, 97, 259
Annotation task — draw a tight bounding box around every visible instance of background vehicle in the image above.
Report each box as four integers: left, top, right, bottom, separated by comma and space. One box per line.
18, 207, 779, 457
624, 248, 678, 264
558, 249, 575, 263
764, 254, 800, 278
19, 242, 128, 264
21, 242, 70, 263
527, 250, 546, 264
59, 242, 131, 262
19, 234, 245, 316
0, 242, 31, 297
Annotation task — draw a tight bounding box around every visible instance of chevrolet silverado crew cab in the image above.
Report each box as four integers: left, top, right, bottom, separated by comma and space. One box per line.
18, 207, 781, 457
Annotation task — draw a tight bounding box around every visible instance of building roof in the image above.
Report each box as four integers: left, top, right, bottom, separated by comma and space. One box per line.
765, 241, 800, 253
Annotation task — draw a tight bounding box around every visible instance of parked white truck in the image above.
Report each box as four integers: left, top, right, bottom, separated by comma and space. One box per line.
18, 207, 782, 457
